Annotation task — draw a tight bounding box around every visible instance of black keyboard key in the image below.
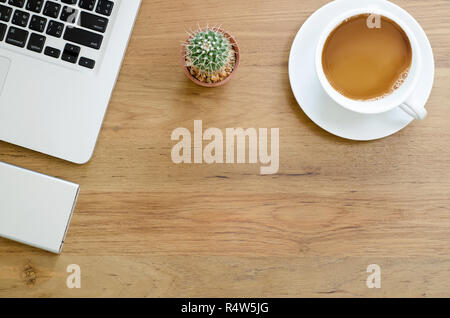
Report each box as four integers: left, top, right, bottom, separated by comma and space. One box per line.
64, 42, 79, 54
61, 0, 77, 4
46, 19, 63, 37
0, 22, 6, 41
8, 0, 24, 8
79, 56, 95, 69
29, 14, 46, 32
5, 26, 28, 47
60, 5, 77, 23
96, 0, 113, 17
26, 0, 44, 13
44, 46, 60, 58
79, 11, 108, 33
12, 10, 29, 27
43, 1, 60, 18
0, 4, 12, 22
61, 53, 77, 63
61, 43, 80, 63
27, 32, 45, 52
79, 0, 95, 11
64, 26, 102, 49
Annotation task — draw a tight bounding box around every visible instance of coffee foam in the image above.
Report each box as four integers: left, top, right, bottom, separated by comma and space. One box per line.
363, 69, 410, 102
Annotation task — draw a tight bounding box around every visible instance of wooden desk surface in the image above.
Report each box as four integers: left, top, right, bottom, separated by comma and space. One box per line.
1, 0, 450, 297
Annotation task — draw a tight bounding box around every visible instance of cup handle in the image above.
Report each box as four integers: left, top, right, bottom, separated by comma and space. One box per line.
400, 96, 427, 120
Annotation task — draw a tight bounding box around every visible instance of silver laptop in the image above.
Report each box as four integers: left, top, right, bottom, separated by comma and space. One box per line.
0, 0, 141, 164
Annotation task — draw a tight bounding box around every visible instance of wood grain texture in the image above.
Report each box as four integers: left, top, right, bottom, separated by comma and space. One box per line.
1, 0, 450, 297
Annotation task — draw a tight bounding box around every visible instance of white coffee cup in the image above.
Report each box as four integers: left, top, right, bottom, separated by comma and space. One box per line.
315, 8, 426, 120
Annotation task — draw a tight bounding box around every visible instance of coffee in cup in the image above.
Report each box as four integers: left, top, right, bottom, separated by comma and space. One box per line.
322, 14, 412, 101
315, 8, 426, 120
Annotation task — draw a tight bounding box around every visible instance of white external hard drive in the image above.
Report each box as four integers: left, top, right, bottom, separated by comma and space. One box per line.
0, 162, 79, 254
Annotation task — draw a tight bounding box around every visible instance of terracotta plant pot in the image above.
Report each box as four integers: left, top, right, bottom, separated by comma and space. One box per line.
181, 29, 240, 88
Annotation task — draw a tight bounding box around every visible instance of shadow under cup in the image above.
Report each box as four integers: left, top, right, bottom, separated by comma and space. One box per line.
315, 8, 425, 119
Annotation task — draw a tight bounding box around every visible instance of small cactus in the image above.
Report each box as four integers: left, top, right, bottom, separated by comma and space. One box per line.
183, 26, 236, 84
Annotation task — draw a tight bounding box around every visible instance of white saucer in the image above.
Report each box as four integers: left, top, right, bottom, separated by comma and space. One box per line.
288, 0, 435, 141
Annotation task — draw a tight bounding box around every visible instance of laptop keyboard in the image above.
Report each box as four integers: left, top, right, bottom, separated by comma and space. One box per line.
0, 0, 115, 70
